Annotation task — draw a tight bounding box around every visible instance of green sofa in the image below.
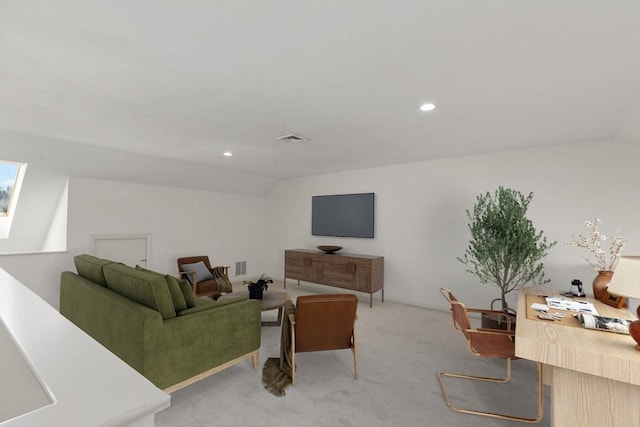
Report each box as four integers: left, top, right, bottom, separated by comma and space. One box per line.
59, 254, 261, 392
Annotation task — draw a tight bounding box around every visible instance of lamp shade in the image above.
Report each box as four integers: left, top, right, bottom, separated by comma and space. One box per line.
607, 256, 640, 299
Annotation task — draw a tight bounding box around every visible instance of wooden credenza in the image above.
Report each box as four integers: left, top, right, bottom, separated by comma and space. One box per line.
284, 249, 384, 307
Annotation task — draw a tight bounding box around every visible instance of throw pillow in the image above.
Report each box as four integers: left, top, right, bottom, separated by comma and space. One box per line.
164, 275, 188, 312
134, 265, 188, 312
177, 277, 196, 309
181, 261, 214, 283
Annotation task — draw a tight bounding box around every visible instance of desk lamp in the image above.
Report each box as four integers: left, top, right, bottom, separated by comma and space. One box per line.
606, 256, 640, 350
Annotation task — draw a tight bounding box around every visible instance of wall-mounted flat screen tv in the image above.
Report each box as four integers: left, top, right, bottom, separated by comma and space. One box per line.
312, 192, 375, 238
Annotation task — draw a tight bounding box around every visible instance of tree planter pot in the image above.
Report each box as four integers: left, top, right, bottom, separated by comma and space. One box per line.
481, 312, 516, 332
481, 299, 516, 332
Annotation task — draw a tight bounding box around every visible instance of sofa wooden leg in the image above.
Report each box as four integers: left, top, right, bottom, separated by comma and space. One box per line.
252, 350, 260, 370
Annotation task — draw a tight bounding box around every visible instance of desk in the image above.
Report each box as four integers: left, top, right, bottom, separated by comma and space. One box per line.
516, 288, 640, 427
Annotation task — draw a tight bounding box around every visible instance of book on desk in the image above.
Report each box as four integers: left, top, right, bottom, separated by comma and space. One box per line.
531, 296, 632, 334
578, 313, 632, 334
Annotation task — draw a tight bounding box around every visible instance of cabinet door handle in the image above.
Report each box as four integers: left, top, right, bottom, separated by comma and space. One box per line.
304, 257, 312, 266
346, 263, 356, 273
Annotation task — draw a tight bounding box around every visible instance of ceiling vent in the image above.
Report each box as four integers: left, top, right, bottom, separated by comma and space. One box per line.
277, 133, 308, 143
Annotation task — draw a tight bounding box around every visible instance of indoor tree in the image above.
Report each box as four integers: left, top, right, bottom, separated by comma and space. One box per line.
458, 187, 556, 310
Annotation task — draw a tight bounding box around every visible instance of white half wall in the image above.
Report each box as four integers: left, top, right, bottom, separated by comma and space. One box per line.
265, 139, 640, 311
0, 252, 72, 309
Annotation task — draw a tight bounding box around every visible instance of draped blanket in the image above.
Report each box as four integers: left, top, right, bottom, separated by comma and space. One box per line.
262, 300, 295, 397
211, 266, 233, 293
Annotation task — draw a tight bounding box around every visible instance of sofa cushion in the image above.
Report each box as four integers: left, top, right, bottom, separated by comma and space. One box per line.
135, 265, 188, 312
74, 254, 113, 286
104, 263, 176, 320
177, 296, 245, 316
181, 261, 214, 283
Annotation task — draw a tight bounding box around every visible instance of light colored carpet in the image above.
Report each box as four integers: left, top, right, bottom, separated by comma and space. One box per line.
156, 282, 550, 427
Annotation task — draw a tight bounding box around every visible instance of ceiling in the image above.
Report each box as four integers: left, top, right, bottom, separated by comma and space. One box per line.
1, 1, 639, 179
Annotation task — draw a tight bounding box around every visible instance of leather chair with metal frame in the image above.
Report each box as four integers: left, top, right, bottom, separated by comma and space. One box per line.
437, 287, 543, 424
288, 293, 359, 386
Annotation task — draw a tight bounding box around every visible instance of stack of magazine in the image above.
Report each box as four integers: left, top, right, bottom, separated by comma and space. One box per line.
577, 313, 632, 334
541, 297, 632, 334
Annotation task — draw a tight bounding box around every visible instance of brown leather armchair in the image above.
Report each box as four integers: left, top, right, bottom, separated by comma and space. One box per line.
437, 287, 543, 423
176, 256, 231, 298
288, 293, 359, 386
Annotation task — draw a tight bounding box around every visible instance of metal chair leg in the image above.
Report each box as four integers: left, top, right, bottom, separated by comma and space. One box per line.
437, 359, 543, 424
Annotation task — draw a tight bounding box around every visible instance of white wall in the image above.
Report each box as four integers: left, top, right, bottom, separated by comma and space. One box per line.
0, 129, 277, 198
67, 177, 267, 281
0, 149, 68, 253
0, 128, 273, 307
41, 179, 68, 252
0, 176, 268, 308
265, 138, 640, 311
615, 103, 640, 143
0, 129, 276, 256
1, 134, 638, 313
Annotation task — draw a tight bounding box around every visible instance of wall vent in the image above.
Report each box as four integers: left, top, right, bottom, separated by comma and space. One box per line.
235, 261, 247, 276
277, 133, 308, 143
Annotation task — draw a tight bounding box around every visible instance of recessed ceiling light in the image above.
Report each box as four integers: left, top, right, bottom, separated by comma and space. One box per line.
419, 103, 436, 111
223, 152, 232, 157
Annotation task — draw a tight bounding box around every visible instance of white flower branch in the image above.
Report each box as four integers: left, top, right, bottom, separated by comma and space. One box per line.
567, 218, 625, 271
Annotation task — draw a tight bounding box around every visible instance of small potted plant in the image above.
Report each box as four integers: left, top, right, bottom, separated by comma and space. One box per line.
458, 187, 556, 328
244, 274, 273, 300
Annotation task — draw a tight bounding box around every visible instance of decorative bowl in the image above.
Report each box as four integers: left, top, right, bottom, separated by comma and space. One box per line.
317, 245, 343, 254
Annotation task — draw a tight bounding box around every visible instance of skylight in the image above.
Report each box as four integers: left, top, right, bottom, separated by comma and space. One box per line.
0, 161, 27, 239
0, 163, 19, 215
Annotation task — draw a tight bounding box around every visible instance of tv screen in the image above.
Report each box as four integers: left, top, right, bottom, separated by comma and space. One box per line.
312, 193, 375, 238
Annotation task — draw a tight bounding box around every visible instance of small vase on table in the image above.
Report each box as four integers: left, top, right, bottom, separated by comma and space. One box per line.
592, 270, 613, 301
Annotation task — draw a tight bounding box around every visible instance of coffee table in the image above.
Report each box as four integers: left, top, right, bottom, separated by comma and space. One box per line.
221, 289, 289, 326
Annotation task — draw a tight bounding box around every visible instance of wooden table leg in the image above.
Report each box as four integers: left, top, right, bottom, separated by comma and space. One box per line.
262, 307, 283, 327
